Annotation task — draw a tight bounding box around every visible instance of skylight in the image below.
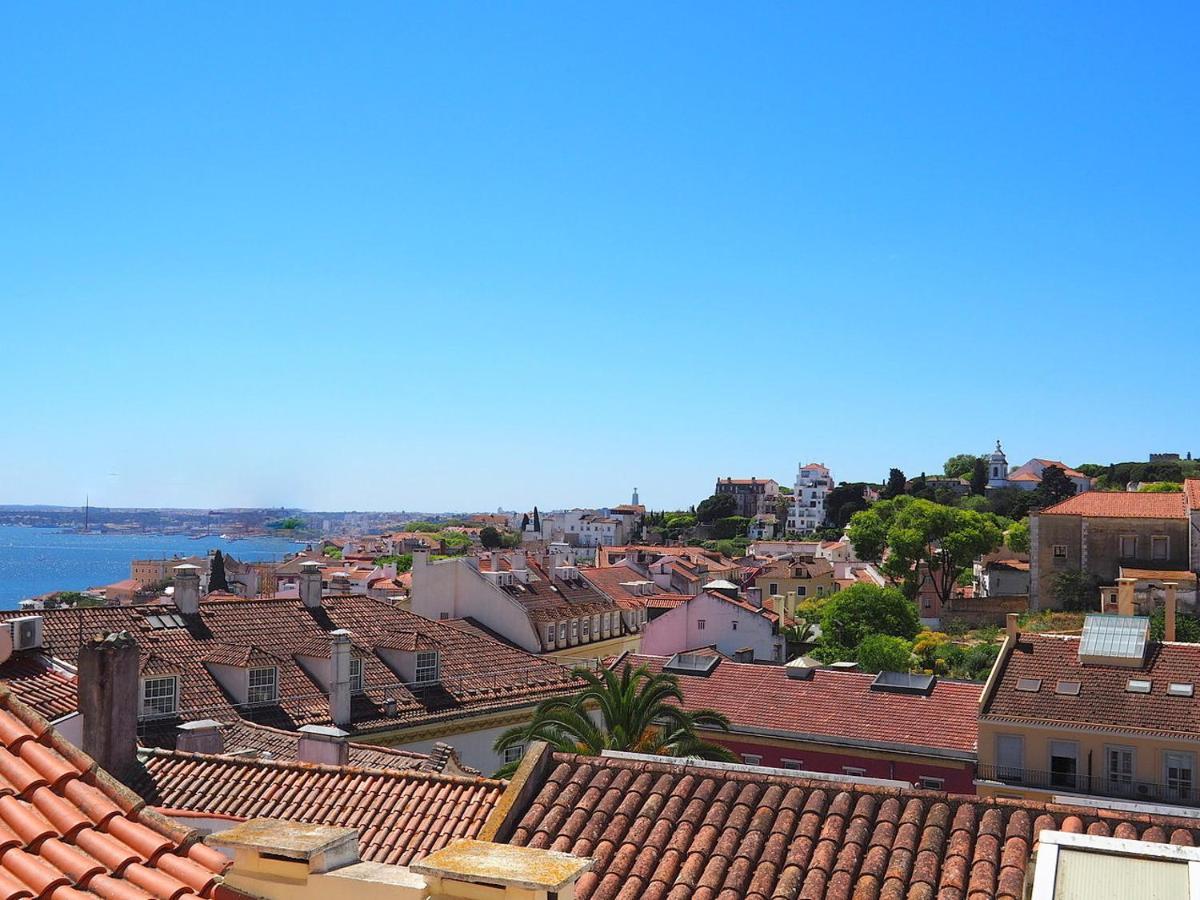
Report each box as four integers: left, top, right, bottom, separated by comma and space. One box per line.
1126, 679, 1152, 694
1168, 682, 1194, 697
143, 613, 186, 630
1054, 680, 1081, 696
1078, 615, 1149, 666
663, 652, 719, 677
1016, 677, 1042, 693
869, 671, 936, 696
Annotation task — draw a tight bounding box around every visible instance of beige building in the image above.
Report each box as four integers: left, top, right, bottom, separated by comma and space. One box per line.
749, 556, 836, 604
978, 590, 1200, 808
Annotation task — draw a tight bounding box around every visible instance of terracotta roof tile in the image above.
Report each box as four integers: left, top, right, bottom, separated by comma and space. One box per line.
1038, 491, 1187, 519
0, 656, 78, 722
129, 749, 504, 867
507, 752, 1200, 900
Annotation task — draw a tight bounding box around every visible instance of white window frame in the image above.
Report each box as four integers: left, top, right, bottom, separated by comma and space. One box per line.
1031, 830, 1200, 900
780, 759, 804, 771
140, 676, 178, 719
247, 667, 278, 705
546, 625, 555, 645
1105, 744, 1135, 795
1165, 751, 1195, 802
503, 743, 526, 765
742, 754, 763, 766
581, 618, 590, 638
414, 651, 440, 685
349, 657, 365, 694
842, 766, 867, 777
919, 776, 945, 790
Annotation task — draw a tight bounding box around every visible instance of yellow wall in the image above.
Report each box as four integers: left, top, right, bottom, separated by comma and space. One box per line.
548, 633, 640, 664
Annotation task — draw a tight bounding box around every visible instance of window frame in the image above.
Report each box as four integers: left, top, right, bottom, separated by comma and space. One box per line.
349, 657, 365, 694
503, 743, 527, 765
1119, 534, 1138, 558
414, 651, 440, 685
1152, 534, 1170, 560
741, 754, 763, 766
140, 675, 179, 719
247, 666, 278, 705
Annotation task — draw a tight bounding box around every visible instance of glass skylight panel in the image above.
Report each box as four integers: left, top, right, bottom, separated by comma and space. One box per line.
1055, 680, 1082, 696
664, 652, 719, 676
1016, 677, 1042, 692
1078, 615, 1149, 661
870, 671, 936, 695
1125, 679, 1152, 694
1168, 682, 1194, 697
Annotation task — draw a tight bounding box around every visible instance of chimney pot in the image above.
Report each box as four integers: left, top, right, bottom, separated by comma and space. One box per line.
78, 631, 139, 778
329, 630, 352, 728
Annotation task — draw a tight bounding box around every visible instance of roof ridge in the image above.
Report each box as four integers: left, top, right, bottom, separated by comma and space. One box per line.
142, 746, 507, 786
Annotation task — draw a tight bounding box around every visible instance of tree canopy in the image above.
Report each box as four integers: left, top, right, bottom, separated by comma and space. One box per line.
825, 482, 871, 529
492, 663, 734, 777
970, 458, 988, 496
943, 454, 979, 480
696, 493, 739, 524
855, 634, 914, 673
1035, 465, 1077, 506
479, 526, 503, 549
847, 496, 1003, 604
1005, 519, 1031, 555
208, 551, 229, 593
818, 583, 920, 651
880, 468, 907, 500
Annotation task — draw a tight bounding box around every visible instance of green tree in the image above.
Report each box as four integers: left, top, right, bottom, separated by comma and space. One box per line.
944, 454, 979, 480
1150, 607, 1200, 642
1035, 465, 1077, 507
532, 507, 541, 533
1052, 569, 1102, 612
438, 531, 472, 553
880, 468, 907, 500
847, 497, 1003, 606
323, 545, 343, 560
970, 458, 988, 496
826, 482, 871, 529
711, 516, 750, 539
479, 526, 503, 549
208, 550, 229, 593
856, 635, 914, 673
520, 513, 530, 531
374, 554, 413, 572
1005, 519, 1030, 555
1139, 482, 1183, 493
696, 493, 739, 524
492, 663, 735, 777
665, 514, 697, 530
818, 583, 921, 649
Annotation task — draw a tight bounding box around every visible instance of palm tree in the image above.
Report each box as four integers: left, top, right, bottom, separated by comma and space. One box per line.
493, 662, 735, 777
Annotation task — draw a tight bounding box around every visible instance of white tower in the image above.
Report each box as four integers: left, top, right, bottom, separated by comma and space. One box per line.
987, 440, 1010, 490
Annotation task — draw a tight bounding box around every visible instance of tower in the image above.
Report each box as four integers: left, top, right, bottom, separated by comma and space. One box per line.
632, 487, 639, 506
987, 440, 1010, 490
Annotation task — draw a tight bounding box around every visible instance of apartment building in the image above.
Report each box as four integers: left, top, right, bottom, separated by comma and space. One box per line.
714, 476, 780, 518
788, 462, 832, 533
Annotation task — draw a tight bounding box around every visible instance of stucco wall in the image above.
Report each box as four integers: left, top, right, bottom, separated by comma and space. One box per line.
641, 592, 782, 661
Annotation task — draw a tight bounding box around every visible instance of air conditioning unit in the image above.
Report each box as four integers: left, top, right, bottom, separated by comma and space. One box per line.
1135, 783, 1152, 797
10, 616, 43, 651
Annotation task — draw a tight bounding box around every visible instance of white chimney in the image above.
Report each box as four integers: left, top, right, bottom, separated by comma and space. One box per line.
173, 564, 201, 615
177, 719, 224, 755
297, 725, 349, 767
329, 630, 352, 728
299, 561, 323, 609
509, 549, 527, 571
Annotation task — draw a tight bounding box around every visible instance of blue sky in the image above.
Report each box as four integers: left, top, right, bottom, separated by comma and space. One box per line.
2, 3, 1197, 512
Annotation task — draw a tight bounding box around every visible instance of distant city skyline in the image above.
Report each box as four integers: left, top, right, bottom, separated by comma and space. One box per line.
3, 4, 1196, 512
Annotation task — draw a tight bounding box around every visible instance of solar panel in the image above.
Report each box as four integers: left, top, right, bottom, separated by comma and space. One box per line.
1078, 615, 1149, 662
869, 671, 936, 696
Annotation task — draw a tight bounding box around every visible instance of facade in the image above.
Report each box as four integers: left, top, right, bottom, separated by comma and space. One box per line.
749, 556, 837, 604
974, 557, 1031, 598
986, 441, 1092, 494
616, 652, 982, 792
713, 476, 780, 518
788, 462, 832, 533
1029, 485, 1197, 610
979, 609, 1200, 809
639, 588, 789, 662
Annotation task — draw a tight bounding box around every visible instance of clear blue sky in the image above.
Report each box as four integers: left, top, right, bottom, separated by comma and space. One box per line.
3, 3, 1197, 512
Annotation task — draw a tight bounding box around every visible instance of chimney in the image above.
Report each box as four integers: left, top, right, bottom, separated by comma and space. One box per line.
509, 549, 527, 571
746, 587, 763, 608
1117, 577, 1136, 617
173, 564, 201, 615
1006, 612, 1019, 641
78, 631, 139, 778
297, 725, 349, 766
329, 630, 351, 728
330, 572, 351, 595
299, 561, 323, 609
785, 590, 798, 623
1164, 582, 1179, 643
177, 719, 225, 755
489, 550, 501, 572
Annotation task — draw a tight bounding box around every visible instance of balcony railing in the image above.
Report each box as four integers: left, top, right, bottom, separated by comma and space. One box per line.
977, 764, 1198, 807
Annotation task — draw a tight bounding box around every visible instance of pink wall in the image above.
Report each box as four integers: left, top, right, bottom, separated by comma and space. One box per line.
714, 735, 977, 795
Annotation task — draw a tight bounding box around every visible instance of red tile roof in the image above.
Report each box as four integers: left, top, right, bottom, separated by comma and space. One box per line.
0, 686, 229, 898
0, 597, 576, 743
617, 654, 981, 757
505, 750, 1200, 900
0, 655, 78, 722
478, 558, 619, 624
982, 632, 1200, 739
1186, 478, 1200, 509
131, 749, 504, 866
1038, 491, 1188, 519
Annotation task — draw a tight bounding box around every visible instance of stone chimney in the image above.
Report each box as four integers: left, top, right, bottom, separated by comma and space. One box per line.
177, 719, 224, 755
1117, 577, 1136, 617
1006, 612, 1019, 641
299, 561, 323, 609
297, 725, 349, 766
1164, 582, 1179, 643
329, 629, 352, 728
173, 564, 201, 615
746, 587, 763, 608
489, 550, 501, 572
78, 631, 139, 778
785, 590, 798, 623
509, 549, 527, 571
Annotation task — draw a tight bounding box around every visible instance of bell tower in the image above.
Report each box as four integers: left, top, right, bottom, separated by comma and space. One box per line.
987, 440, 1010, 489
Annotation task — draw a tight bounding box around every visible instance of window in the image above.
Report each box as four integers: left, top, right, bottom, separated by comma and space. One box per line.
570, 620, 579, 640
731, 621, 738, 631
1120, 535, 1137, 558
697, 619, 706, 631
1106, 746, 1135, 795
797, 586, 807, 597
438, 612, 450, 621
768, 583, 779, 596
581, 618, 590, 638
919, 776, 944, 790
780, 759, 804, 771
741, 754, 762, 766
349, 658, 365, 694
546, 625, 555, 645
1165, 752, 1194, 801
1049, 740, 1079, 789
1054, 680, 1081, 696
842, 766, 867, 777
996, 734, 1024, 781
1015, 677, 1042, 692
1152, 535, 1169, 560
248, 667, 278, 705
558, 623, 567, 641
415, 651, 439, 685
1053, 545, 1068, 559
503, 744, 526, 765
140, 676, 178, 718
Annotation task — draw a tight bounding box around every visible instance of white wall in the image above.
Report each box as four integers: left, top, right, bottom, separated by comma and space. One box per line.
409, 553, 541, 652
386, 721, 517, 777
641, 592, 782, 662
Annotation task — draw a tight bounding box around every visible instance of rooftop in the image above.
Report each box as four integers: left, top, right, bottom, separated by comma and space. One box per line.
1038, 491, 1189, 519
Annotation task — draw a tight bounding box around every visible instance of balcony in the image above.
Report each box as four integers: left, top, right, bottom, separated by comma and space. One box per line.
977, 764, 1198, 807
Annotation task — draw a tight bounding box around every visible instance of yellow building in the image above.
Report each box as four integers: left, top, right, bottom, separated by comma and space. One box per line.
751, 556, 836, 606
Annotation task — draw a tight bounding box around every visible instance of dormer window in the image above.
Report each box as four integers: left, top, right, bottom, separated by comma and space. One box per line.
415, 651, 440, 685
349, 658, 365, 694
248, 667, 278, 704
140, 676, 178, 719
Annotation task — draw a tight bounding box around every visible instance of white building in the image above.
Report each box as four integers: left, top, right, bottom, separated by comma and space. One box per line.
788, 463, 832, 534
986, 441, 1091, 494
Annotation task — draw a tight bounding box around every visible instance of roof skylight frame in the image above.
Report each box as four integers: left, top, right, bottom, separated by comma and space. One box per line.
1015, 677, 1042, 693
1125, 678, 1152, 694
